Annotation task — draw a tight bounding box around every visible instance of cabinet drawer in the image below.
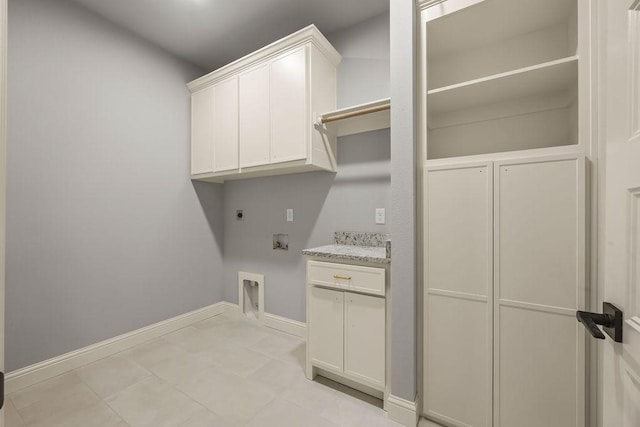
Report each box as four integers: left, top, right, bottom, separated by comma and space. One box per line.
307, 261, 385, 296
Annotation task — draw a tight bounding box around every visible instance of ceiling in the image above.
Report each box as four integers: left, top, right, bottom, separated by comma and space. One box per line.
69, 0, 389, 71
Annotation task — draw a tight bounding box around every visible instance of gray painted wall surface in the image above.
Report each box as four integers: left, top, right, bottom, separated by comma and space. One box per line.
6, 0, 223, 371
222, 13, 391, 321
329, 12, 390, 108
390, 0, 417, 402
223, 130, 390, 322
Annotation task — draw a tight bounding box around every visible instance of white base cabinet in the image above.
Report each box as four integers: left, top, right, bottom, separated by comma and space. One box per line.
188, 25, 341, 182
306, 259, 388, 395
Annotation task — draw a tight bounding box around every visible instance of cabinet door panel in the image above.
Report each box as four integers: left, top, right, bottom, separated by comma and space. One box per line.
494, 155, 586, 427
308, 286, 344, 371
344, 292, 385, 388
213, 76, 239, 172
425, 294, 491, 427
191, 87, 215, 175
496, 157, 583, 308
239, 64, 270, 168
426, 163, 493, 296
270, 47, 308, 163
423, 162, 493, 426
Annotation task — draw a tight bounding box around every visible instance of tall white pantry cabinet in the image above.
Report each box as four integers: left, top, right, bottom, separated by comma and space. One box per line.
418, 0, 595, 426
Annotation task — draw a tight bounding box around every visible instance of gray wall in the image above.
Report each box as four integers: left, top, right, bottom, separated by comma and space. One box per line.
331, 12, 390, 108
390, 0, 417, 402
6, 0, 224, 372
222, 12, 391, 322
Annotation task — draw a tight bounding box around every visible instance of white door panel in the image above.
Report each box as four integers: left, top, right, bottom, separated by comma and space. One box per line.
423, 162, 492, 427
497, 305, 579, 427
601, 1, 640, 425
495, 158, 583, 310
494, 155, 586, 427
0, 0, 6, 424
603, 141, 640, 426
425, 294, 491, 427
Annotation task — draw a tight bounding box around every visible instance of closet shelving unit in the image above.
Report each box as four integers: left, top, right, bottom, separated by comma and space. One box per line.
317, 98, 390, 137
425, 0, 580, 160
420, 0, 593, 426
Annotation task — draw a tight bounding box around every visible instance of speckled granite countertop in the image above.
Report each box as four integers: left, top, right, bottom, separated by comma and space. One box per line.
302, 232, 391, 264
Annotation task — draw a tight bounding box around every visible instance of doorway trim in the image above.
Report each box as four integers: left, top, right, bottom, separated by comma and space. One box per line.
0, 0, 8, 424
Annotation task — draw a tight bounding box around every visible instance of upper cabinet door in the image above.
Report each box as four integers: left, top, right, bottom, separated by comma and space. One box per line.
190, 87, 215, 175
270, 47, 308, 163
213, 76, 239, 172
239, 63, 270, 168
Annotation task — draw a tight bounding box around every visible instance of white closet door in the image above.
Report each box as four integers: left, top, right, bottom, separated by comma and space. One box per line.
494, 154, 586, 427
344, 292, 385, 389
423, 162, 493, 427
213, 76, 239, 172
190, 87, 215, 175
270, 47, 308, 163
239, 63, 270, 168
308, 286, 344, 372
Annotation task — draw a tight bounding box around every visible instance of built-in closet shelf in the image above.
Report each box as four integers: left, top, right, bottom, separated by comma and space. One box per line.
427, 56, 578, 115
317, 98, 390, 137
426, 0, 576, 58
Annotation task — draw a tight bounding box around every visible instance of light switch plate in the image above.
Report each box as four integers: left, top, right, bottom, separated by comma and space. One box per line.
375, 208, 385, 225
286, 208, 294, 222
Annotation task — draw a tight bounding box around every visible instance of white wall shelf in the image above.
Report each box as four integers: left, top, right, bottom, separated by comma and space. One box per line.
318, 98, 390, 137
427, 56, 578, 115
426, 0, 576, 58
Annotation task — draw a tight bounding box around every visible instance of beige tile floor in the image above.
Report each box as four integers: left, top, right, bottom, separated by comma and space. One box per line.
6, 312, 416, 427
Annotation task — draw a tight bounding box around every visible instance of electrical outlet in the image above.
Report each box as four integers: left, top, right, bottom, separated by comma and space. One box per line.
286, 208, 294, 222
375, 208, 385, 225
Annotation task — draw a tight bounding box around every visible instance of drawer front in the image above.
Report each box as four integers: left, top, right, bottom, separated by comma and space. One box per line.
307, 261, 385, 296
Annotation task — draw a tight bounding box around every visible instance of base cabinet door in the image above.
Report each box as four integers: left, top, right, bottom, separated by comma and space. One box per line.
344, 292, 385, 388
309, 286, 344, 372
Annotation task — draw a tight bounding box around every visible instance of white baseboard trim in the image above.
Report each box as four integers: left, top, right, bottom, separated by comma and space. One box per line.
387, 394, 419, 427
221, 302, 307, 338
263, 313, 306, 338
6, 302, 226, 394
220, 301, 242, 314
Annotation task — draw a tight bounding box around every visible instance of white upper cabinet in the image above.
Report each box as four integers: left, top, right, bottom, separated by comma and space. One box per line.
239, 63, 270, 168
188, 25, 340, 183
190, 87, 215, 175
270, 48, 308, 163
213, 76, 239, 172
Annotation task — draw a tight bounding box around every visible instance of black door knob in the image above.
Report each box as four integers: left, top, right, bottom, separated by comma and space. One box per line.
576, 302, 623, 343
